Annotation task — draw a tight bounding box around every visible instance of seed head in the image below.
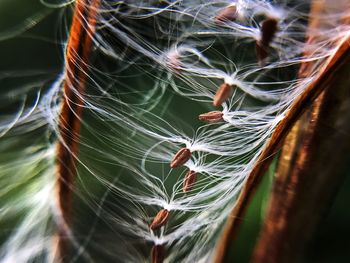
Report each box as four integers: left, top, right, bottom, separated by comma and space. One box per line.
183, 170, 197, 193
170, 148, 191, 168
150, 209, 170, 230
213, 83, 233, 106
199, 111, 224, 123
256, 17, 279, 65
260, 17, 279, 47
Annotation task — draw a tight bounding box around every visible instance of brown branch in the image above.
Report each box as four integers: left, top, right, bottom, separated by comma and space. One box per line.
214, 5, 350, 262
250, 1, 350, 262
55, 0, 100, 260
251, 63, 350, 263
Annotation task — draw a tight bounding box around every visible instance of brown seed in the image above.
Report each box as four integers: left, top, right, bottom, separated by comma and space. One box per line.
260, 17, 278, 47
256, 17, 279, 65
150, 209, 169, 230
215, 5, 237, 24
152, 245, 165, 263
170, 148, 191, 168
183, 170, 197, 193
213, 83, 233, 106
199, 111, 224, 123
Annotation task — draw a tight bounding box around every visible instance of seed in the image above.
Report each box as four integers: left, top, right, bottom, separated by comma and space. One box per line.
150, 209, 169, 230
215, 5, 237, 24
199, 111, 223, 123
151, 245, 165, 263
183, 170, 197, 193
213, 83, 233, 106
260, 17, 279, 47
170, 148, 191, 168
256, 17, 279, 65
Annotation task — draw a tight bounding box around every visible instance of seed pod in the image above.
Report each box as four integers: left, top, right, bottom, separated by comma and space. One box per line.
170, 148, 191, 168
183, 170, 197, 193
152, 245, 165, 263
215, 5, 237, 24
213, 83, 233, 106
150, 209, 169, 230
199, 111, 223, 123
256, 17, 279, 65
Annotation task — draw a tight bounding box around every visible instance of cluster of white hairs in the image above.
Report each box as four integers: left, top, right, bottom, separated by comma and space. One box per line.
1, 0, 350, 262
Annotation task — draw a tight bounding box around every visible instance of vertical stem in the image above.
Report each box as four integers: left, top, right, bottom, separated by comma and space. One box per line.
55, 0, 100, 260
